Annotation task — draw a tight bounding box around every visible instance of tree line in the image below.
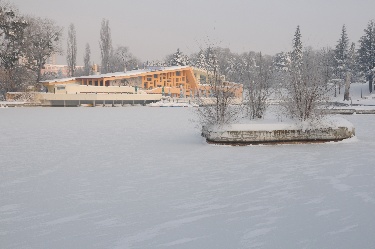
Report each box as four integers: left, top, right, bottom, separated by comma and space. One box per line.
0, 1, 140, 99
186, 23, 375, 126
1, 0, 374, 106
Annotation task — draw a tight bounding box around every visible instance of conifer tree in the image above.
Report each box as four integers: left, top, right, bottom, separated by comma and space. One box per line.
291, 25, 303, 71
358, 20, 375, 92
334, 25, 349, 94
283, 26, 327, 122
170, 48, 189, 66
194, 49, 207, 69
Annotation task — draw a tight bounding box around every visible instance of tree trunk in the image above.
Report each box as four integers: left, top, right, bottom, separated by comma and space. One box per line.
343, 72, 351, 101
36, 66, 42, 84
369, 73, 373, 93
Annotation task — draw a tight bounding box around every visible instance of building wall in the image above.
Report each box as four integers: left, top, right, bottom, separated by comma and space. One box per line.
142, 69, 196, 97
41, 67, 243, 100
54, 84, 135, 94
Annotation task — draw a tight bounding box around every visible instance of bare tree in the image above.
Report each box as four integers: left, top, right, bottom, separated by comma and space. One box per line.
109, 45, 140, 73
66, 23, 76, 77
23, 16, 63, 83
83, 43, 91, 75
195, 46, 242, 127
320, 46, 335, 85
240, 52, 273, 119
99, 18, 112, 74
0, 1, 28, 97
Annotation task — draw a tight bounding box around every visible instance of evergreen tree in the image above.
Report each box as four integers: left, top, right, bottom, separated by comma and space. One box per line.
273, 51, 291, 72
205, 46, 218, 73
291, 25, 303, 71
333, 25, 350, 95
170, 48, 189, 66
194, 49, 207, 69
334, 25, 349, 78
358, 20, 375, 92
284, 26, 327, 122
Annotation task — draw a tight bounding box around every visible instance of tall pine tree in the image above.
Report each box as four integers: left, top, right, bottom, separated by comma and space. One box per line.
194, 49, 207, 69
170, 48, 189, 66
291, 25, 303, 72
358, 20, 375, 92
334, 25, 349, 80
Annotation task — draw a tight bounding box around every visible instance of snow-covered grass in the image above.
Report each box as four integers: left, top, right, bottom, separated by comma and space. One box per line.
1, 107, 375, 249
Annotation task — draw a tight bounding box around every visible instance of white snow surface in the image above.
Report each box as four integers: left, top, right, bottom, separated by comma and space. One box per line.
331, 82, 375, 107
1, 107, 375, 249
209, 115, 354, 132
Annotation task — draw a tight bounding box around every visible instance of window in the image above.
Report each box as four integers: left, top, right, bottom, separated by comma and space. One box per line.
176, 71, 181, 76
56, 86, 65, 90
154, 74, 158, 78
147, 78, 152, 81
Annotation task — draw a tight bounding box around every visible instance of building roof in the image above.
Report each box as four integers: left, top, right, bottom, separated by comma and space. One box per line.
40, 66, 198, 85
75, 66, 191, 80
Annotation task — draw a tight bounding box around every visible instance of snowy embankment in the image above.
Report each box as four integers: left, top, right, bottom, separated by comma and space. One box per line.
202, 116, 355, 144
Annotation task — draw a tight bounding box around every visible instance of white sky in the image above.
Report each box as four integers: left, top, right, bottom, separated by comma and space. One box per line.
10, 0, 375, 65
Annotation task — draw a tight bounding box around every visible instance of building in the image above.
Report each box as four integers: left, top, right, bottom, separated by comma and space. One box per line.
38, 66, 243, 106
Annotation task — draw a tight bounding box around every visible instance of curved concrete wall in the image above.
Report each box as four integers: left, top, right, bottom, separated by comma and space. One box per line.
202, 126, 355, 144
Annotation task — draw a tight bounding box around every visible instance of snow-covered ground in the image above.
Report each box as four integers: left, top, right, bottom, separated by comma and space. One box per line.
331, 82, 375, 107
1, 107, 375, 249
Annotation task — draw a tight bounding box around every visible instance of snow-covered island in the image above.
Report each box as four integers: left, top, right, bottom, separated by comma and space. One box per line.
202, 116, 355, 145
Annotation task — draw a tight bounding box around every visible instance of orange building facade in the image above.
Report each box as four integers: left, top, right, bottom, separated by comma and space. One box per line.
41, 66, 243, 99
75, 66, 198, 98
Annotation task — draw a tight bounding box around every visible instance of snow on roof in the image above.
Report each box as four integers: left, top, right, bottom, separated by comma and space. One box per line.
75, 66, 191, 79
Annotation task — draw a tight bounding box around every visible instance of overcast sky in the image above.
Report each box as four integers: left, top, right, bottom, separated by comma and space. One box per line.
10, 0, 375, 65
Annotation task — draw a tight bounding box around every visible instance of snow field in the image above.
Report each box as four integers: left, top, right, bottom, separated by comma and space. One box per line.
0, 107, 375, 249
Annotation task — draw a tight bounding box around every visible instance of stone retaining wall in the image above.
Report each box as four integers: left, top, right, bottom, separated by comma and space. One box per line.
202, 126, 355, 145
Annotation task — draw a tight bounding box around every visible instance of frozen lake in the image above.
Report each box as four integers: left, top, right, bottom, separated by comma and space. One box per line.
1, 107, 375, 249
